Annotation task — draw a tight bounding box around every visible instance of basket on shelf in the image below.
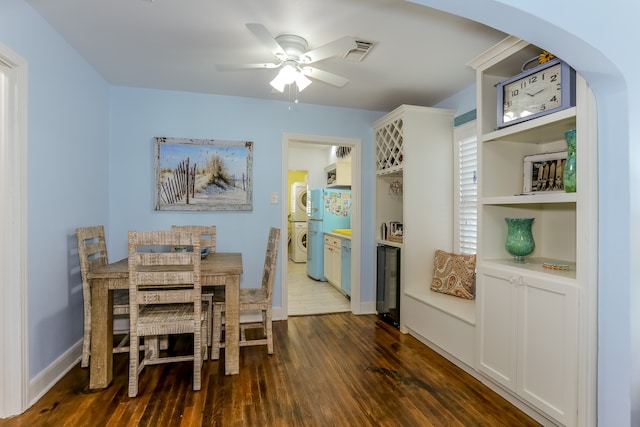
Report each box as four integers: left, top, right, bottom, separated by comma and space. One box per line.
388, 235, 403, 243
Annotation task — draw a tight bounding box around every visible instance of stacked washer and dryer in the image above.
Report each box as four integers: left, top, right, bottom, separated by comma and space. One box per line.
290, 182, 308, 263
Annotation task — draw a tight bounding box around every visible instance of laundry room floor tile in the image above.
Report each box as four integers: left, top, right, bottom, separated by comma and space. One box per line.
288, 261, 350, 316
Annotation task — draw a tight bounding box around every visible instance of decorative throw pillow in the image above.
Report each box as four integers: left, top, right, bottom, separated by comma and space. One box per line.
430, 250, 476, 300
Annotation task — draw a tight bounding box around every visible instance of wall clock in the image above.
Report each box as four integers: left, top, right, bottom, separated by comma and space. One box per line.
496, 57, 576, 129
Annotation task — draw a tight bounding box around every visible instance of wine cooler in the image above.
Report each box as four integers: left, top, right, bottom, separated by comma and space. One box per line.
376, 245, 401, 328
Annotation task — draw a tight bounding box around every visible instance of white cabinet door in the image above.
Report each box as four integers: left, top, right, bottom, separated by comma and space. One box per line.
517, 274, 579, 426
476, 265, 579, 426
324, 236, 342, 288
324, 241, 333, 283
476, 268, 519, 390
332, 243, 342, 288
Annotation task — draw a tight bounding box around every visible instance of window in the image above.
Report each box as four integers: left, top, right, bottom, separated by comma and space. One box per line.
453, 121, 477, 254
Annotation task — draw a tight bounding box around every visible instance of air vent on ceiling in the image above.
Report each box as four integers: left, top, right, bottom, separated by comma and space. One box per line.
342, 40, 373, 62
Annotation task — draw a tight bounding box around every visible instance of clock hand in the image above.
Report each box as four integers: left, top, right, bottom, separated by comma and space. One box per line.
526, 89, 544, 97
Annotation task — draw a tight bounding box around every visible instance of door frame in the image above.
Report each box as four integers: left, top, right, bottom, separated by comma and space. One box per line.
280, 133, 362, 318
0, 42, 29, 418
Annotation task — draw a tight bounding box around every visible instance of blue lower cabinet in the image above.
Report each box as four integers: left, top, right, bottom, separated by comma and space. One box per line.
341, 239, 351, 297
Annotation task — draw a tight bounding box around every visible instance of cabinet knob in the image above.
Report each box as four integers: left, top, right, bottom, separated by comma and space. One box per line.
508, 276, 525, 287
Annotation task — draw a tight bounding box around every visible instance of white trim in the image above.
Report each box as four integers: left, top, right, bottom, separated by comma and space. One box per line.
29, 341, 82, 406
406, 325, 554, 426
281, 133, 362, 316
0, 42, 29, 418
358, 301, 376, 315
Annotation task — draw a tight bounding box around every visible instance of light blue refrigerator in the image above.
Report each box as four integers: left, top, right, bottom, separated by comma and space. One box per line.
307, 188, 351, 280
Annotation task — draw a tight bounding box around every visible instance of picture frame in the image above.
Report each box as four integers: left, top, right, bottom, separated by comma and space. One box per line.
523, 151, 567, 193
154, 137, 253, 211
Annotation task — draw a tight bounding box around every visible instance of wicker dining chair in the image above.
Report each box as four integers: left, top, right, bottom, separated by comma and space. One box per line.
127, 230, 208, 397
76, 225, 130, 368
171, 225, 216, 346
170, 225, 216, 254
211, 227, 280, 359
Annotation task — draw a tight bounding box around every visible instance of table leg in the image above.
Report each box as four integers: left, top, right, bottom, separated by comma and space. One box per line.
225, 274, 239, 375
89, 280, 113, 389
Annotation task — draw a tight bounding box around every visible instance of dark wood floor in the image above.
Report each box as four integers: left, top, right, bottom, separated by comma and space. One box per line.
1, 313, 540, 427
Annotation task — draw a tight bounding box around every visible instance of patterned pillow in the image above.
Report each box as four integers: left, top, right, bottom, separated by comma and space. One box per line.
430, 250, 476, 300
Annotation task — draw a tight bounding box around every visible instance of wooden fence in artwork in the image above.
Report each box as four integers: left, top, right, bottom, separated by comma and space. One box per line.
160, 158, 197, 205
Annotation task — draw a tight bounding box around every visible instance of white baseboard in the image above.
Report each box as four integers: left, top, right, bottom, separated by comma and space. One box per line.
406, 326, 476, 376
272, 307, 284, 321
29, 340, 82, 407
357, 301, 376, 315
272, 305, 375, 320
27, 311, 271, 409
26, 302, 368, 408
406, 327, 556, 427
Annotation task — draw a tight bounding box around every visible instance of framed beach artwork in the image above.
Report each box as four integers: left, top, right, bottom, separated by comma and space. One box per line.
522, 151, 567, 193
154, 137, 253, 211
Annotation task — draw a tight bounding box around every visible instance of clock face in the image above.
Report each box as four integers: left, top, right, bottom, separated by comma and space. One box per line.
502, 63, 562, 124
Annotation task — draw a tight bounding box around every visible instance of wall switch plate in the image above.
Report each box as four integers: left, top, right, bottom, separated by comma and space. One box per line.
270, 192, 278, 204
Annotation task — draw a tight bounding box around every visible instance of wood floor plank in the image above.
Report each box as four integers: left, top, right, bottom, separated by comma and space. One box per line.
0, 314, 541, 426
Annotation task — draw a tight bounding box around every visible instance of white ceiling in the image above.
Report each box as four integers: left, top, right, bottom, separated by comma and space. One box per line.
24, 0, 507, 112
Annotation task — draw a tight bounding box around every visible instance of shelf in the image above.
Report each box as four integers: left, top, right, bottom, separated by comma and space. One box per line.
376, 167, 403, 177
482, 107, 577, 144
482, 192, 577, 205
376, 239, 403, 248
479, 257, 577, 281
325, 162, 351, 187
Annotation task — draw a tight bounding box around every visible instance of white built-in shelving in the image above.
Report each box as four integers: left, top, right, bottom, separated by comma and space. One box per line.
469, 36, 598, 427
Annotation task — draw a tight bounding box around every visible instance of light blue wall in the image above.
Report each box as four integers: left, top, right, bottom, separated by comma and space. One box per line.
411, 1, 637, 425
3, 0, 638, 425
1, 0, 110, 377
434, 84, 476, 117
108, 87, 384, 306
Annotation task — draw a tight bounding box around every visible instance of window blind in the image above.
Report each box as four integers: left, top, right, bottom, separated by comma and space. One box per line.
454, 122, 478, 255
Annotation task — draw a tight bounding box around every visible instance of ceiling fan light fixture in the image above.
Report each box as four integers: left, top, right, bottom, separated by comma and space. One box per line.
279, 63, 298, 84
269, 63, 295, 92
270, 62, 312, 92
269, 75, 286, 92
295, 73, 312, 91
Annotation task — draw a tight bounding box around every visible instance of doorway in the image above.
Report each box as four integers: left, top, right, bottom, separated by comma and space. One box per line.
280, 133, 362, 318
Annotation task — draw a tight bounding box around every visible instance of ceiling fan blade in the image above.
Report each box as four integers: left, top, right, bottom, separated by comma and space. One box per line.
300, 37, 357, 64
215, 63, 280, 71
301, 67, 350, 87
246, 23, 286, 58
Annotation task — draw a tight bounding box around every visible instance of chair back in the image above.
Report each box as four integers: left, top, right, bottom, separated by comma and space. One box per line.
76, 226, 109, 300
171, 225, 216, 253
261, 227, 281, 301
128, 230, 201, 315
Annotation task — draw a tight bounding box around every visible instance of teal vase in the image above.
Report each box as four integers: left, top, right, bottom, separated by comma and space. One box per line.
505, 217, 535, 262
563, 129, 576, 193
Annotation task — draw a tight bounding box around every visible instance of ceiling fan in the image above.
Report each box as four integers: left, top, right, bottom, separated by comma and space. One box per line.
216, 23, 357, 93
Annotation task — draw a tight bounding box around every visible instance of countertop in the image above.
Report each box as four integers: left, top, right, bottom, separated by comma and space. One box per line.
324, 231, 351, 241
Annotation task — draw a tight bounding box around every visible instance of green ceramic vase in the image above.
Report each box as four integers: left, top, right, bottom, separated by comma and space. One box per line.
563, 129, 576, 193
504, 217, 535, 262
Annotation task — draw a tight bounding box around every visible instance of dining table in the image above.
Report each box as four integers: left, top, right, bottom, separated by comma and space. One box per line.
87, 252, 243, 390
